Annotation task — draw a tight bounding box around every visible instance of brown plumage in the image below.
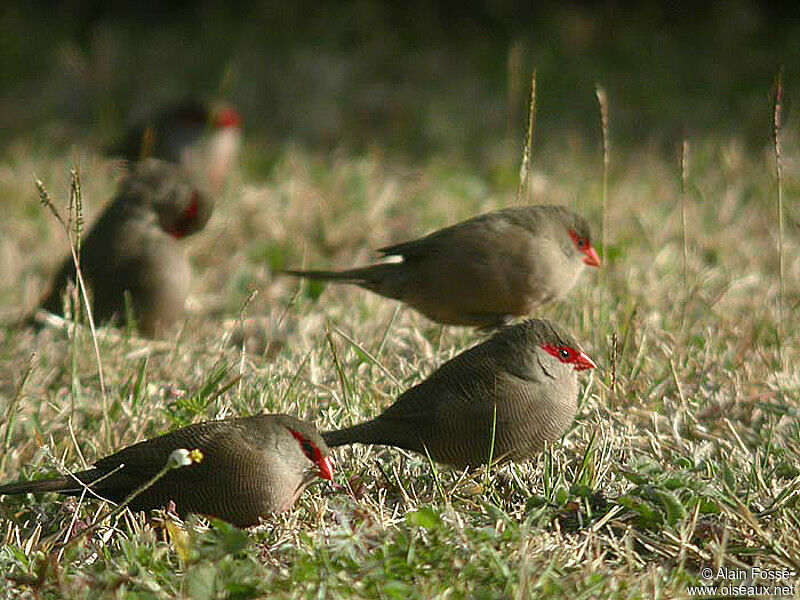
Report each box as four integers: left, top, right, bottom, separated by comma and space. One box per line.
323, 319, 595, 468
0, 415, 333, 528
283, 205, 600, 327
29, 159, 213, 337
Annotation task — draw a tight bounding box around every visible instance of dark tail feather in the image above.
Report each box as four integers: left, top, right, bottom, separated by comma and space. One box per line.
323, 421, 386, 448
281, 263, 401, 298
322, 429, 350, 447
0, 477, 74, 496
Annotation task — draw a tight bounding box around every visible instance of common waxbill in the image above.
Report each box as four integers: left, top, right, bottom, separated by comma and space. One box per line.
323, 319, 595, 468
108, 100, 242, 188
0, 414, 333, 528
30, 158, 213, 337
282, 206, 600, 327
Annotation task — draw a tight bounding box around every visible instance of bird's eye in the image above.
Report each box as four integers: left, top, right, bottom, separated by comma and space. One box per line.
568, 229, 587, 249
541, 344, 575, 363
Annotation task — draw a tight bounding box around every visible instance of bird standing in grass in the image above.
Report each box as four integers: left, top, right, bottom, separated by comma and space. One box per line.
323, 319, 595, 468
29, 159, 213, 337
0, 415, 333, 528
282, 205, 600, 327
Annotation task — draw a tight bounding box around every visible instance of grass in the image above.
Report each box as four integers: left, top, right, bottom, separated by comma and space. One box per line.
0, 117, 799, 599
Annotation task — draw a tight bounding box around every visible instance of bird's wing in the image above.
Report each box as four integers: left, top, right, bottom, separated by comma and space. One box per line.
378, 334, 544, 422
378, 356, 498, 423
91, 421, 235, 480
375, 214, 490, 259
376, 210, 533, 260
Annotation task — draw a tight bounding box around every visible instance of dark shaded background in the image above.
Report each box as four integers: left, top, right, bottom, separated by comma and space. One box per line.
1, 0, 798, 165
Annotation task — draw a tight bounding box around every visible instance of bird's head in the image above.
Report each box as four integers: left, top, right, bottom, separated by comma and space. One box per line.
288, 428, 334, 481
123, 159, 214, 238
498, 319, 596, 379
161, 189, 211, 239
534, 205, 600, 268
567, 228, 600, 267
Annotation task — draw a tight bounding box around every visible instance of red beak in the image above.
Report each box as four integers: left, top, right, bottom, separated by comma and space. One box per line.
317, 456, 334, 480
574, 351, 597, 371
582, 246, 601, 267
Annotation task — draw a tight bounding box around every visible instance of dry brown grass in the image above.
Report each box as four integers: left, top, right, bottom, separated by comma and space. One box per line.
0, 128, 799, 597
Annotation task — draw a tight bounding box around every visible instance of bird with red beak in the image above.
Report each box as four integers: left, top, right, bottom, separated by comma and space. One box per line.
28, 159, 213, 337
324, 318, 596, 468
283, 205, 600, 327
0, 415, 333, 528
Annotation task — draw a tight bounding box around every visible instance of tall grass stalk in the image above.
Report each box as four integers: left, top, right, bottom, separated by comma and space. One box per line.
772, 72, 786, 369
680, 137, 690, 290
517, 70, 537, 202
595, 86, 610, 273
595, 86, 610, 381
484, 395, 498, 486
36, 170, 110, 446
325, 320, 352, 412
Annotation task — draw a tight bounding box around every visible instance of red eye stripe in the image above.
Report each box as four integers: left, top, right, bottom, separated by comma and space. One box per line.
289, 429, 334, 480
541, 344, 597, 371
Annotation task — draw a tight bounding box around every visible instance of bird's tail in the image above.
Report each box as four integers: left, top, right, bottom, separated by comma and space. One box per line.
322, 421, 389, 448
280, 263, 399, 287
0, 477, 73, 496
279, 266, 373, 283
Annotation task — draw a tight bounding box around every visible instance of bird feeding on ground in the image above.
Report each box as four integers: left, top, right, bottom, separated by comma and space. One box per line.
323, 318, 596, 468
0, 415, 333, 528
283, 205, 600, 328
27, 159, 213, 337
